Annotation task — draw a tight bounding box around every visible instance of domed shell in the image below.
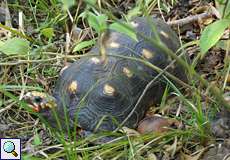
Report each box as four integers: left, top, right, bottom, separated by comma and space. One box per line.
52, 17, 187, 132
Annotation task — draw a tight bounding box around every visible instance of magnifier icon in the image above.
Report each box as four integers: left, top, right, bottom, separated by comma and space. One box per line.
3, 141, 18, 157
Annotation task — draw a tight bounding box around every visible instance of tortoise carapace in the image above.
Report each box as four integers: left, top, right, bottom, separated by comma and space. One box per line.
24, 17, 188, 133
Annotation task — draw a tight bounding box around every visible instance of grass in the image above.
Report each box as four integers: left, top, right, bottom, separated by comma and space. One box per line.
0, 0, 229, 159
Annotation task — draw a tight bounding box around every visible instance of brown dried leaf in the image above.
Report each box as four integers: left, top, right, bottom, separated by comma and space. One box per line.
137, 116, 182, 134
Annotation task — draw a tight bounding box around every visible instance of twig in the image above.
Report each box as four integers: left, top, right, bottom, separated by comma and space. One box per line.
167, 12, 213, 26
0, 101, 16, 113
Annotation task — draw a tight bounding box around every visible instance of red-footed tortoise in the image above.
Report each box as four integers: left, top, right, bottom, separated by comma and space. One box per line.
24, 17, 188, 135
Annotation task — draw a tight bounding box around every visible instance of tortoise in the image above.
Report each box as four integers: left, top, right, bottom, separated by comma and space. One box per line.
24, 17, 188, 135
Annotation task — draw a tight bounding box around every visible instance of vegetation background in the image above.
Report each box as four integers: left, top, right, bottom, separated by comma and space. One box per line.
0, 0, 230, 159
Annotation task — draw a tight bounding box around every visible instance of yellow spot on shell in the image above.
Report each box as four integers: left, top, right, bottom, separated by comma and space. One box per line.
123, 67, 133, 78
160, 30, 169, 38
103, 84, 115, 96
142, 49, 154, 59
131, 21, 139, 27
68, 81, 78, 93
91, 57, 100, 64
109, 41, 120, 48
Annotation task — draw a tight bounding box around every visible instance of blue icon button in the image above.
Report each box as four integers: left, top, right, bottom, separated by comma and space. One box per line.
3, 141, 18, 157
0, 138, 21, 160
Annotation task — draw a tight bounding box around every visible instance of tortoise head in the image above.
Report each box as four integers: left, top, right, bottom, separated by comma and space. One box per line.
24, 91, 57, 112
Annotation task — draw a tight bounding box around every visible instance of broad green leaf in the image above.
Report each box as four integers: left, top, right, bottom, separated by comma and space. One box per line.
73, 39, 95, 52
41, 28, 54, 39
87, 13, 99, 32
87, 12, 108, 34
199, 19, 230, 56
0, 38, 29, 55
97, 14, 108, 32
59, 0, 75, 10
109, 22, 137, 41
